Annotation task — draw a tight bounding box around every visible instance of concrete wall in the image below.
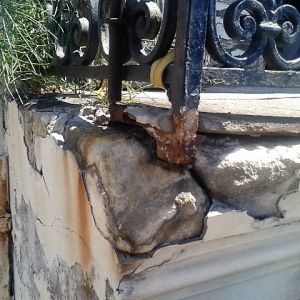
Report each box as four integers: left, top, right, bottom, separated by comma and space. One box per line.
1, 96, 300, 299
4, 101, 122, 299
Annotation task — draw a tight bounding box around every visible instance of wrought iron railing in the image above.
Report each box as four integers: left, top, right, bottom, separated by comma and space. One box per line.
47, 0, 207, 111
203, 0, 300, 88
47, 0, 300, 165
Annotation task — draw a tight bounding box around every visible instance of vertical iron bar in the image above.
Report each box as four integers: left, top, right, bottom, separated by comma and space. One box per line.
108, 0, 125, 105
170, 0, 209, 114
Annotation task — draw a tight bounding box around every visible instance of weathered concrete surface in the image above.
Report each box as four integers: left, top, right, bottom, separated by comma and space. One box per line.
198, 113, 300, 136
194, 135, 300, 218
64, 113, 209, 253
3, 98, 210, 298
118, 187, 300, 299
4, 93, 300, 299
14, 98, 210, 254
204, 190, 300, 241
122, 88, 300, 117
118, 223, 300, 300
6, 101, 121, 299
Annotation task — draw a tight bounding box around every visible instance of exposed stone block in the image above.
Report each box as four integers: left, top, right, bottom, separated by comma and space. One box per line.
194, 135, 300, 218
65, 117, 210, 253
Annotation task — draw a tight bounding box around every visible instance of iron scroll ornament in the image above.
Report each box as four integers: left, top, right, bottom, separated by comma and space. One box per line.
47, 0, 177, 66
206, 0, 300, 70
125, 0, 177, 64
47, 0, 99, 65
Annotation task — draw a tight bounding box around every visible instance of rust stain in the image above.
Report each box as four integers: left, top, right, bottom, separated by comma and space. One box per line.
0, 157, 8, 216
81, 137, 95, 165
0, 217, 11, 234
62, 152, 92, 268
0, 233, 7, 244
111, 105, 199, 166
77, 171, 92, 268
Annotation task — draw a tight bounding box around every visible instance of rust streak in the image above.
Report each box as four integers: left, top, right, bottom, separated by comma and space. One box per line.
63, 153, 92, 268
77, 171, 92, 268
0, 157, 8, 216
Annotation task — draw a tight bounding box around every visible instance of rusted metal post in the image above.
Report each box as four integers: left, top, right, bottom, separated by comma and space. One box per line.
111, 0, 210, 166
171, 0, 209, 113
108, 0, 126, 105
142, 0, 209, 166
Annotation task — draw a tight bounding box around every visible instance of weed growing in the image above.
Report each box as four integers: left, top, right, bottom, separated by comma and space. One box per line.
0, 0, 56, 97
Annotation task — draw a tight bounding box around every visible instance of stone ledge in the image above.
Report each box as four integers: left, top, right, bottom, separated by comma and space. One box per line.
9, 96, 300, 252
115, 100, 300, 137
198, 113, 300, 136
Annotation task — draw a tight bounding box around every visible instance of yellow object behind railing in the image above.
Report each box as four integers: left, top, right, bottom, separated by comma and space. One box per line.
150, 50, 175, 89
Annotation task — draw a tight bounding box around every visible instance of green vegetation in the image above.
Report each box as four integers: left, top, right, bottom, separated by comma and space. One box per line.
0, 0, 55, 97
0, 0, 148, 102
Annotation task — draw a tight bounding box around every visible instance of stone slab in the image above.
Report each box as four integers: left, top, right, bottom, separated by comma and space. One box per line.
194, 135, 300, 218
119, 89, 300, 136
198, 113, 300, 136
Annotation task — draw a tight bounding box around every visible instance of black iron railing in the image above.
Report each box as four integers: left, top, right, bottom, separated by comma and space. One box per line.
47, 0, 300, 165
47, 0, 300, 95
203, 0, 300, 88
47, 0, 208, 111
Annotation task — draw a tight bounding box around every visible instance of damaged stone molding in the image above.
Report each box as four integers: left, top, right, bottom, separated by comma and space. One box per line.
118, 224, 300, 299
111, 96, 300, 166
9, 99, 210, 255
12, 96, 300, 253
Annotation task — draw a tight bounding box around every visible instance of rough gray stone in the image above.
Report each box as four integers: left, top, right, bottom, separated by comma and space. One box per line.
16, 100, 210, 255
194, 136, 300, 218
81, 106, 97, 116
65, 120, 210, 253
198, 113, 300, 137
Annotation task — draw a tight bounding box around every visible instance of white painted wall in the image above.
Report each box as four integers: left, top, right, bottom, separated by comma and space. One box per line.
2, 98, 300, 299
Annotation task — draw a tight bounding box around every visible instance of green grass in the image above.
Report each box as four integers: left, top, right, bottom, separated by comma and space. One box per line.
0, 0, 55, 97
0, 0, 149, 103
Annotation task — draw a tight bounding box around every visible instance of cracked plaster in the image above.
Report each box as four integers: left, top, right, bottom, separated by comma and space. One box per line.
3, 96, 300, 299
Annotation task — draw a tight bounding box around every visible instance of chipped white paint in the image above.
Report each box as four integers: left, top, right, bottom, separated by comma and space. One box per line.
117, 188, 300, 299
6, 102, 122, 299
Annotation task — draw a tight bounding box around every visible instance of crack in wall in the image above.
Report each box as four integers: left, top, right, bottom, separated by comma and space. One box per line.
40, 170, 50, 201
81, 165, 120, 244
16, 100, 212, 258
36, 217, 94, 254
116, 263, 143, 296
13, 197, 99, 300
